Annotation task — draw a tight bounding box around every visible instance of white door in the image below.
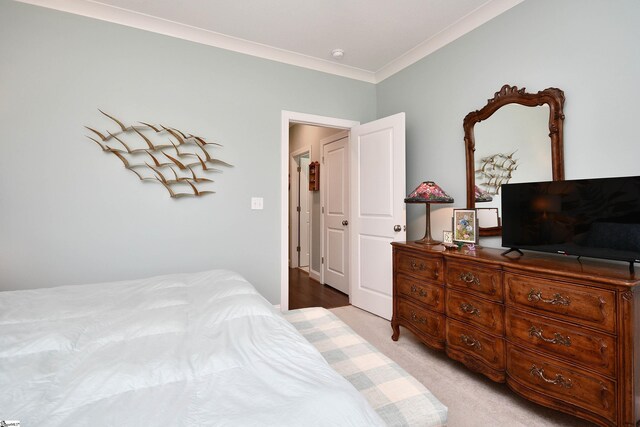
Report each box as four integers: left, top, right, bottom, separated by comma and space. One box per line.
299, 155, 311, 267
322, 136, 349, 294
350, 113, 406, 320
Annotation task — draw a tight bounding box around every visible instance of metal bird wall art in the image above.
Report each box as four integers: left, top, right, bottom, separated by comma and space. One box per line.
475, 151, 519, 195
85, 110, 232, 198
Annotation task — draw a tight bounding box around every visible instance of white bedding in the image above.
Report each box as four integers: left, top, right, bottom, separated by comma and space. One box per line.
0, 270, 385, 426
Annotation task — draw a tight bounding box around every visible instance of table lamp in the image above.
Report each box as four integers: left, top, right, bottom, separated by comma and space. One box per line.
404, 181, 454, 245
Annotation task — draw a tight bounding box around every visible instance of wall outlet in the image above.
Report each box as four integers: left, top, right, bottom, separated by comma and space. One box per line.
251, 197, 264, 210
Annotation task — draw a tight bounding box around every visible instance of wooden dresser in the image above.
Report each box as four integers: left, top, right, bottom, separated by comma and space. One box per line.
391, 242, 640, 427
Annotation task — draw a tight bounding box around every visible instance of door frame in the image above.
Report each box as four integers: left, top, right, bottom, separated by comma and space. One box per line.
281, 111, 359, 311
289, 146, 311, 269
319, 130, 350, 288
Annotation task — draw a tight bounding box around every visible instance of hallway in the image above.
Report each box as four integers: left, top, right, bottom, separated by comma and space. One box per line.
288, 268, 349, 310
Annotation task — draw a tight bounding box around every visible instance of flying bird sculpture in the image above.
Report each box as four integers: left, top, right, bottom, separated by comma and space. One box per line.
185, 179, 215, 196
170, 140, 197, 158
85, 110, 231, 198
476, 151, 520, 195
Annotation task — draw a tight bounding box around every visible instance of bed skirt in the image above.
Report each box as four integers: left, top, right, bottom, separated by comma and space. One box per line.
283, 307, 448, 427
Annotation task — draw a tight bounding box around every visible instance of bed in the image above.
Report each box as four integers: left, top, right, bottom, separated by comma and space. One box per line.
283, 307, 448, 427
0, 270, 385, 426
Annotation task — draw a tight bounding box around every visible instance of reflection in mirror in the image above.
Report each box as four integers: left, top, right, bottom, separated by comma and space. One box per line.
474, 104, 551, 213
477, 207, 499, 229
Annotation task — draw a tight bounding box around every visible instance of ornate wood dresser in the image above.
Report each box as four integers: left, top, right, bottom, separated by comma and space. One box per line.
391, 241, 640, 427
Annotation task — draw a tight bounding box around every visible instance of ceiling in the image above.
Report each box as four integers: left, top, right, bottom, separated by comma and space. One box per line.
17, 0, 523, 83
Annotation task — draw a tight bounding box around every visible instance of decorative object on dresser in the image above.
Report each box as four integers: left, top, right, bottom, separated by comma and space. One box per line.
443, 231, 454, 246
391, 242, 640, 427
452, 209, 478, 244
85, 110, 232, 198
404, 181, 454, 245
463, 85, 565, 237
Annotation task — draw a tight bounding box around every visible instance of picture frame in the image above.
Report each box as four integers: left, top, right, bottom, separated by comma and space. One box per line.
452, 209, 478, 244
443, 230, 454, 245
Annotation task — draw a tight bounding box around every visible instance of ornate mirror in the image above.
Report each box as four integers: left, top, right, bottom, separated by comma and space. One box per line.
464, 85, 565, 237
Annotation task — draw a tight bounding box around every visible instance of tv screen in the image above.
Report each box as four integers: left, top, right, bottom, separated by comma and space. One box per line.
501, 176, 640, 264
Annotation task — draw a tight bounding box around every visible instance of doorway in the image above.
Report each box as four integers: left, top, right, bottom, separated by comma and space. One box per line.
281, 111, 406, 316
290, 149, 311, 271
288, 121, 352, 309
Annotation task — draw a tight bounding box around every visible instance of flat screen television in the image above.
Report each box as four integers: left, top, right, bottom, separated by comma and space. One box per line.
501, 175, 640, 271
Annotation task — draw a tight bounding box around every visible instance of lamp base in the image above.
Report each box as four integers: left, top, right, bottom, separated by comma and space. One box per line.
414, 203, 440, 245
414, 236, 441, 245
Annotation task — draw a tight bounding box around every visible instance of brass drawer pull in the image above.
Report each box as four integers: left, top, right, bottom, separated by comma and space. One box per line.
528, 325, 571, 347
410, 260, 427, 271
460, 302, 480, 317
527, 289, 571, 306
459, 272, 480, 286
410, 284, 427, 297
529, 365, 573, 389
460, 334, 482, 350
410, 311, 427, 324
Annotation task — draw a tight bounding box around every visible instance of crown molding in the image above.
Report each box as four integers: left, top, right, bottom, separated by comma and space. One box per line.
15, 0, 523, 84
374, 0, 524, 83
15, 0, 376, 83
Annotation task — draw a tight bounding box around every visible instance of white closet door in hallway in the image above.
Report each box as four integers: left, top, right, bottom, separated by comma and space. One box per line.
298, 155, 311, 268
322, 136, 349, 294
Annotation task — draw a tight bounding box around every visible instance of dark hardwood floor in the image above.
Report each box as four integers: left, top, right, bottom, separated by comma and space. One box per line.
289, 268, 349, 310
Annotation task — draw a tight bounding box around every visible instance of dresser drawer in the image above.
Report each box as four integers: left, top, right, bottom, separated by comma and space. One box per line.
507, 345, 616, 422
446, 318, 505, 372
395, 250, 443, 283
397, 298, 444, 341
396, 274, 444, 312
446, 289, 504, 334
506, 309, 616, 378
504, 272, 616, 333
446, 260, 502, 301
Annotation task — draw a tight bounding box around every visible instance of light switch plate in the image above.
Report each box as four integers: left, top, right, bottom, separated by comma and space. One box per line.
251, 197, 264, 210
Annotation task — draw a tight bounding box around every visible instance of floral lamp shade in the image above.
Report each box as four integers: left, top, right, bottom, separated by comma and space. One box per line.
474, 185, 493, 203
404, 181, 454, 245
404, 181, 454, 204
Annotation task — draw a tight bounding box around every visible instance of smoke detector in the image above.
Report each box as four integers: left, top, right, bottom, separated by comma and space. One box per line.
331, 49, 345, 59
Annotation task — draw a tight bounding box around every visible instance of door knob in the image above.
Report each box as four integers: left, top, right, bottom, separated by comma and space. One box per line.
394, 224, 402, 232
342, 220, 349, 226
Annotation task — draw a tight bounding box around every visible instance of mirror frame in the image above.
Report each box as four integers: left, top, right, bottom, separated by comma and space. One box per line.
463, 84, 565, 236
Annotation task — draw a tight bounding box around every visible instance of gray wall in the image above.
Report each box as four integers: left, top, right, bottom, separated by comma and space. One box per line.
0, 1, 376, 301
377, 0, 640, 246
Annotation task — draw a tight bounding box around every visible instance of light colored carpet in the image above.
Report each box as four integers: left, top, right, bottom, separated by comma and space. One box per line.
330, 305, 594, 427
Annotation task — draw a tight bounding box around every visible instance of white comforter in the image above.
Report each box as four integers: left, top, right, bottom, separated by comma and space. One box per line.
0, 270, 384, 426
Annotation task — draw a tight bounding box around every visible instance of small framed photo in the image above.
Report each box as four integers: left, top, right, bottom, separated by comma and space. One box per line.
443, 230, 454, 245
452, 209, 478, 244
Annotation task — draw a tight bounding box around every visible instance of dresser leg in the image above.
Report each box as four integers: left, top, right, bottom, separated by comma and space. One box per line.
391, 319, 400, 341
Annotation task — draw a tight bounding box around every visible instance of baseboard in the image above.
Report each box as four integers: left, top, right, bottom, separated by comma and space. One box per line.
273, 304, 281, 311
